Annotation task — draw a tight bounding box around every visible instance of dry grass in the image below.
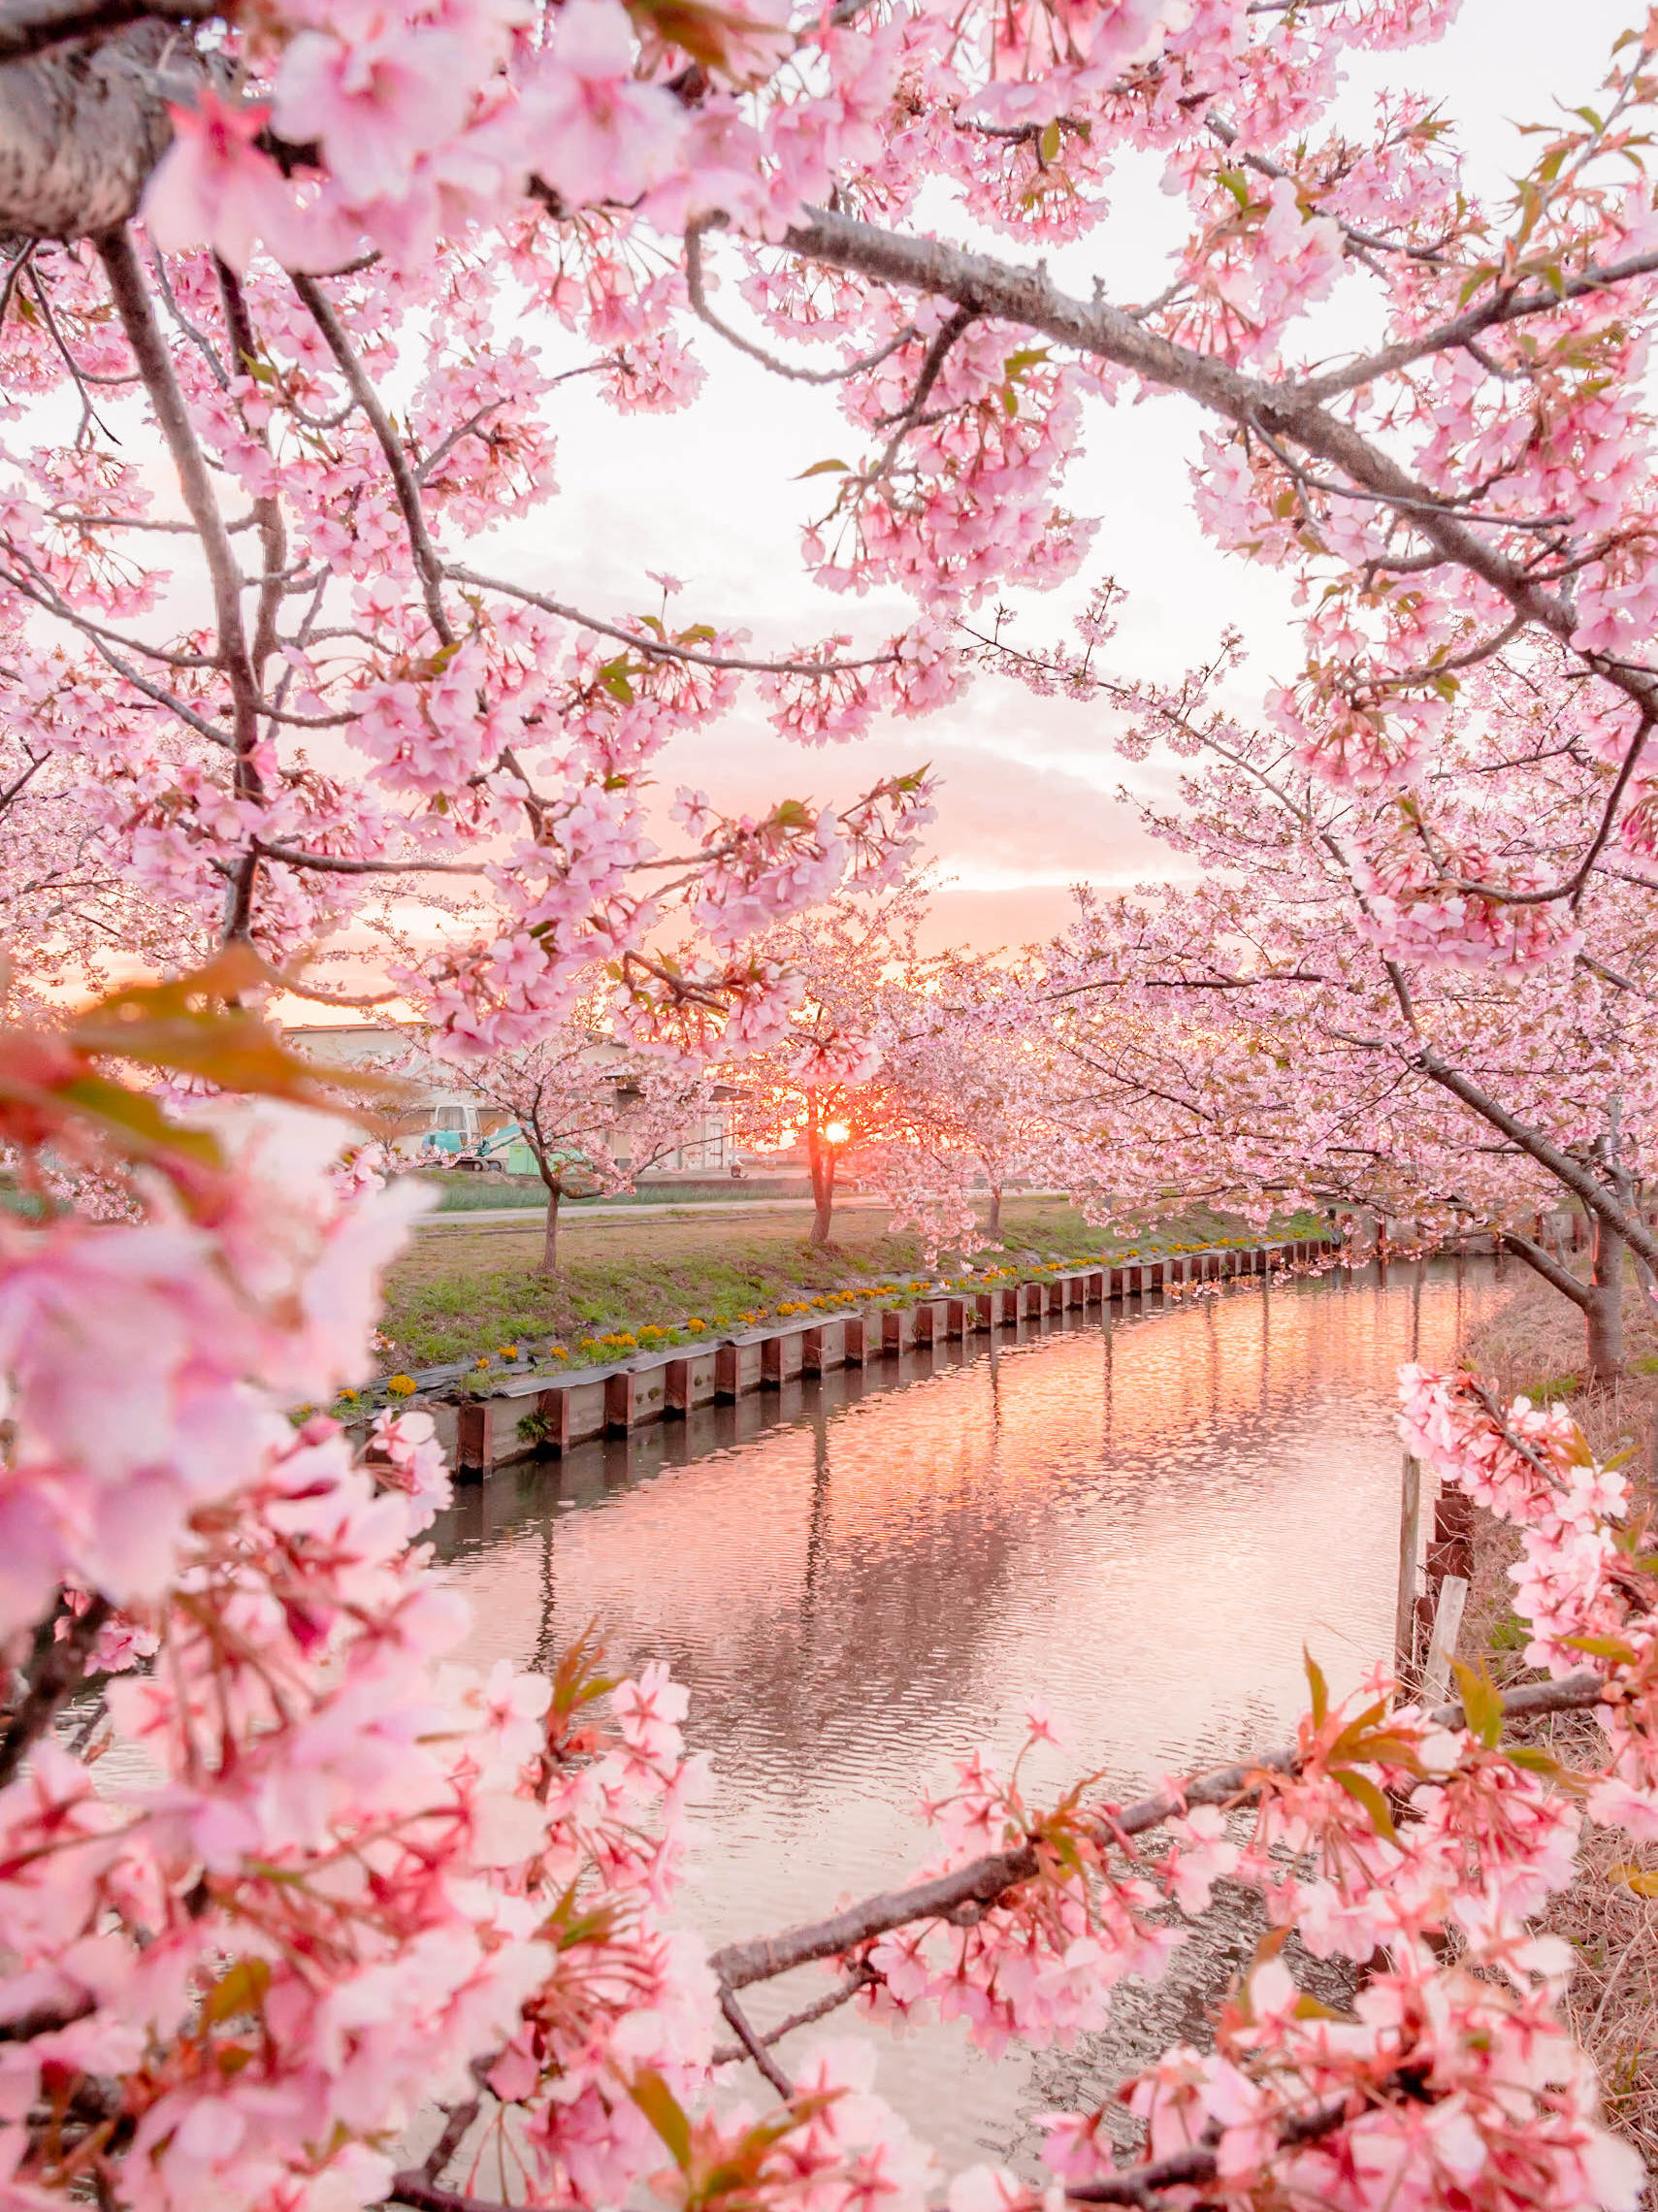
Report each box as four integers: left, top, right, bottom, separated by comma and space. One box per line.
1461, 1256, 1658, 2178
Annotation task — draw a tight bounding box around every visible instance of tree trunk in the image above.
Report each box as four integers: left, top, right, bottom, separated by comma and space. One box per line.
808, 1133, 835, 1247
537, 1180, 562, 1278
987, 1184, 1002, 1240
1587, 1213, 1626, 1384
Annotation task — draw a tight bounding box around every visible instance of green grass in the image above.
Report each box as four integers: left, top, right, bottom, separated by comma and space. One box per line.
1487, 1609, 1530, 1655
415, 1172, 818, 1212
1521, 1369, 1585, 1402
417, 1173, 545, 1211
377, 1197, 1321, 1372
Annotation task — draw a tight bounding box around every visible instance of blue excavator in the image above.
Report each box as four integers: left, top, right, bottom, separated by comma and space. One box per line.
419, 1120, 522, 1174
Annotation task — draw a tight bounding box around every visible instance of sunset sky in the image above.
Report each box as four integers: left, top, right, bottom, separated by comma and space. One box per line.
479, 0, 1634, 954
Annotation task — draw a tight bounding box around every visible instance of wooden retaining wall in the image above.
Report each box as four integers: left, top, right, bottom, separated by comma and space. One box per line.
440, 1236, 1339, 1477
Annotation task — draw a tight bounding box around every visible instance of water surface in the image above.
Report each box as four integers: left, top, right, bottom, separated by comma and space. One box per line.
435, 1256, 1508, 2163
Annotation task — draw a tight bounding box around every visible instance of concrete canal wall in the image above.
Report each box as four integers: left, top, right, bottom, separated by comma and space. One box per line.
403, 1236, 1340, 1480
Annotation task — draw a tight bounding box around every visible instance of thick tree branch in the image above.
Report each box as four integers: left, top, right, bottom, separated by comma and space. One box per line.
710, 1669, 1604, 1990
1414, 1049, 1658, 1275
252, 841, 491, 879
0, 0, 211, 61
0, 18, 191, 238
1496, 1229, 1591, 1312
779, 208, 1658, 727
95, 227, 261, 758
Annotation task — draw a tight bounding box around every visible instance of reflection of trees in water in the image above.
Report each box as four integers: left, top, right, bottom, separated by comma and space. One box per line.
436, 1260, 1499, 1772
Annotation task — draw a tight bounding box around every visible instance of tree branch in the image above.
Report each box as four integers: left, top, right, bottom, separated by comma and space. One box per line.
779, 207, 1658, 729
0, 0, 211, 61
685, 220, 919, 386
0, 18, 193, 239
718, 1981, 795, 2098
710, 1669, 1604, 1990
95, 227, 261, 771
1496, 1229, 1591, 1312
1414, 1048, 1658, 1275
443, 564, 895, 678
252, 841, 491, 879
291, 272, 455, 648
385, 2178, 514, 2212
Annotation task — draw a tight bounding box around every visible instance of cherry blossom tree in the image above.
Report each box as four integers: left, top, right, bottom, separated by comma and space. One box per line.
12, 2, 1658, 2205
722, 874, 927, 1245
410, 973, 716, 1271
725, 899, 1066, 1254
11, 0, 1658, 1064
877, 953, 1076, 1247
0, 969, 1653, 2212
1013, 634, 1658, 1381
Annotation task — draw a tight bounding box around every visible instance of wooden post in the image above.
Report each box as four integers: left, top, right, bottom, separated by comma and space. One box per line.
604, 1369, 635, 1435
913, 1300, 947, 1344
1396, 1452, 1421, 1675
455, 1398, 495, 1479
803, 1321, 846, 1375
536, 1385, 572, 1453
1427, 1486, 1475, 1585
1424, 1576, 1469, 1701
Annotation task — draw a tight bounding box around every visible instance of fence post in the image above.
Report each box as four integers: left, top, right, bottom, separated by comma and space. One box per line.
456, 1399, 495, 1480
1396, 1452, 1421, 1675
1424, 1576, 1469, 1702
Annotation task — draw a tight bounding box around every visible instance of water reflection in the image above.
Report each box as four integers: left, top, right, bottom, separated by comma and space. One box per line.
435, 1256, 1502, 2163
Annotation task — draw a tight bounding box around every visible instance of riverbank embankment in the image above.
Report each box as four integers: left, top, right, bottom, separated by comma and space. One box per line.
378, 1195, 1296, 1374
338, 1227, 1348, 1480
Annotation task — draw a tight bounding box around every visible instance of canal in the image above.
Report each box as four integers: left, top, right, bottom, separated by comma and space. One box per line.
434, 1254, 1511, 2165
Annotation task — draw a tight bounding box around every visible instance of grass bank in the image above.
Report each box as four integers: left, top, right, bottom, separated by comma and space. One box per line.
377, 1196, 1286, 1373
1460, 1258, 1658, 2171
